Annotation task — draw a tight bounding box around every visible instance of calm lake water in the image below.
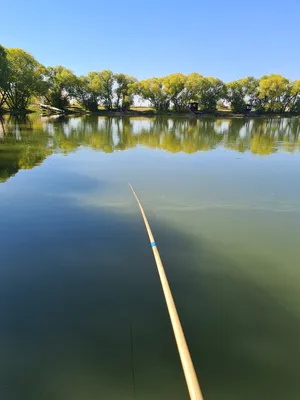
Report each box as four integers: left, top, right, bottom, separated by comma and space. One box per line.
0, 115, 300, 400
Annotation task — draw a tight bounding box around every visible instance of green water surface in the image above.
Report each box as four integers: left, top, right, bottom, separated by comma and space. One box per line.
0, 115, 299, 400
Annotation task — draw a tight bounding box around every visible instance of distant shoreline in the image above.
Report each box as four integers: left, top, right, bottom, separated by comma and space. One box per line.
83, 110, 300, 119
1, 107, 300, 119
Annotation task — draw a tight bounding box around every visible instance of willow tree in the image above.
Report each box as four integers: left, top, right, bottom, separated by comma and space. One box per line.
136, 73, 205, 112
288, 80, 300, 113
114, 73, 137, 110
4, 48, 48, 111
73, 70, 116, 111
256, 74, 290, 112
163, 73, 186, 112
168, 73, 225, 112
135, 77, 172, 111
85, 71, 102, 101
181, 73, 205, 110
98, 70, 114, 110
226, 77, 259, 113
45, 66, 77, 109
0, 45, 9, 109
197, 77, 226, 112
72, 75, 99, 112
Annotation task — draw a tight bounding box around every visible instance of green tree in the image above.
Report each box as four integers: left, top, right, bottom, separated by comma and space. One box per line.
72, 75, 99, 112
182, 73, 204, 109
289, 80, 300, 113
114, 73, 137, 110
98, 70, 114, 110
197, 77, 226, 112
86, 71, 102, 105
0, 45, 10, 109
5, 48, 48, 111
45, 65, 77, 109
256, 74, 290, 112
226, 77, 259, 113
135, 77, 171, 111
168, 74, 225, 112
74, 71, 111, 111
81, 70, 115, 110
163, 73, 187, 112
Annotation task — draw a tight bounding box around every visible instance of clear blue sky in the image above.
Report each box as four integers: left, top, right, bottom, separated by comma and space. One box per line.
1, 0, 299, 82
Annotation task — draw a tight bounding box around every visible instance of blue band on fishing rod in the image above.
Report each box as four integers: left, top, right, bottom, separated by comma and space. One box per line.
151, 241, 156, 247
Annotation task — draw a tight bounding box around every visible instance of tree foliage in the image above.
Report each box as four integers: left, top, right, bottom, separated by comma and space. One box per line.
1, 44, 300, 114
0, 45, 10, 109
114, 73, 137, 110
72, 70, 116, 111
71, 75, 98, 111
226, 75, 300, 113
45, 66, 77, 109
256, 74, 290, 112
197, 77, 226, 112
226, 77, 259, 113
134, 77, 171, 112
163, 73, 187, 112
135, 74, 225, 112
289, 80, 300, 113
97, 70, 114, 110
4, 48, 48, 111
182, 73, 204, 109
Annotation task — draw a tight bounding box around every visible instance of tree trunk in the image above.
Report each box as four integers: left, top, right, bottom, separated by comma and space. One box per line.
39, 103, 65, 115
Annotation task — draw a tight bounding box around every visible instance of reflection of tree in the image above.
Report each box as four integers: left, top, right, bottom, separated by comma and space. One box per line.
223, 119, 253, 153
0, 116, 7, 137
0, 114, 54, 182
88, 118, 114, 152
283, 119, 300, 153
115, 118, 138, 150
0, 147, 20, 182
43, 116, 299, 156
1, 115, 299, 182
251, 134, 276, 155
18, 145, 52, 169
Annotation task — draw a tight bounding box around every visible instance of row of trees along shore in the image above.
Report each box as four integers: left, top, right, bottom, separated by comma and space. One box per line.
1, 46, 300, 114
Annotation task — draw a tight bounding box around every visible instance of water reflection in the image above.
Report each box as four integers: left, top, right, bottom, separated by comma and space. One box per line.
1, 115, 300, 182
1, 114, 300, 399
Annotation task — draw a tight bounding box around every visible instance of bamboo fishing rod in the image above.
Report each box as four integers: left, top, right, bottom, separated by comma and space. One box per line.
129, 183, 204, 400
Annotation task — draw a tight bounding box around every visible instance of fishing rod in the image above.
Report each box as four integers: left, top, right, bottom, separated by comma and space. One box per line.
129, 183, 204, 400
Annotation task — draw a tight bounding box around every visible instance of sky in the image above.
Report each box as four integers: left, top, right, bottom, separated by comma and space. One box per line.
1, 0, 299, 82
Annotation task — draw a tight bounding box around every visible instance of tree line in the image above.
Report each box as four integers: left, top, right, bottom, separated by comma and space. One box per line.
1, 45, 300, 114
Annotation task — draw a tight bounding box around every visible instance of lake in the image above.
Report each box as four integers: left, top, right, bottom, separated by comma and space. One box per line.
0, 115, 299, 400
